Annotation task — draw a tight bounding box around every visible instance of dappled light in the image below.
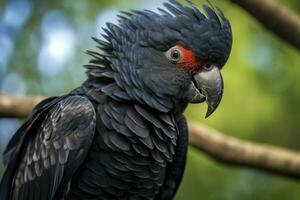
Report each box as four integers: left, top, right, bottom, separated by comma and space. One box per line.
38, 11, 76, 77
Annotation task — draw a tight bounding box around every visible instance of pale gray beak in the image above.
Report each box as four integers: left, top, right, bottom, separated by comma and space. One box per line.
186, 66, 223, 118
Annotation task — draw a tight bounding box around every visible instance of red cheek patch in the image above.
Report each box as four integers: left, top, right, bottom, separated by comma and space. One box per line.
176, 45, 200, 70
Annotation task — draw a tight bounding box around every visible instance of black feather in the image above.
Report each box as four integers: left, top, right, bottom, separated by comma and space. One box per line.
0, 96, 96, 200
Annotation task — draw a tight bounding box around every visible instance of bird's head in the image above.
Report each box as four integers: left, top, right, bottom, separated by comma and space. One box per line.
88, 0, 232, 117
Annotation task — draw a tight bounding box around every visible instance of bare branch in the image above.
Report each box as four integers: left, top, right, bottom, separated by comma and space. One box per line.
188, 122, 300, 179
229, 0, 300, 50
0, 93, 44, 118
1, 93, 300, 179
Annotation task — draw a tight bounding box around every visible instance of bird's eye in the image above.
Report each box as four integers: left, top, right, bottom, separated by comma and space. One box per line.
203, 63, 213, 70
166, 47, 183, 63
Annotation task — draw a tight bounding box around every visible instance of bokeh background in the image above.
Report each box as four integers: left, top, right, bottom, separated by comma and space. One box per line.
0, 0, 300, 199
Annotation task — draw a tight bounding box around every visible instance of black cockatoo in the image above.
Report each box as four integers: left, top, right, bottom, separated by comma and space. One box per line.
0, 0, 232, 199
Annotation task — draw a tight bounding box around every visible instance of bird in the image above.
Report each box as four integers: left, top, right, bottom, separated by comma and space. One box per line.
0, 0, 232, 199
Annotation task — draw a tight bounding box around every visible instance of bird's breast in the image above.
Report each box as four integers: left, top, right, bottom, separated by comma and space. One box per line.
68, 99, 178, 199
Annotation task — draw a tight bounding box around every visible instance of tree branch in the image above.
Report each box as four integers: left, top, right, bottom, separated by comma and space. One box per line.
1, 93, 300, 179
0, 93, 44, 118
229, 0, 300, 50
188, 122, 300, 179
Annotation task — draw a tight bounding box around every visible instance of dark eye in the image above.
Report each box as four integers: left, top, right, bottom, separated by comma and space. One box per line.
166, 46, 183, 63
203, 63, 213, 70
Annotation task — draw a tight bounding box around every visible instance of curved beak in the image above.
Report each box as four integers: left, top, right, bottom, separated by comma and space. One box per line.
192, 66, 224, 118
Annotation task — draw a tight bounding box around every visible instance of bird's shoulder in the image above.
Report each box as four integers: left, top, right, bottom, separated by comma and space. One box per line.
0, 95, 97, 200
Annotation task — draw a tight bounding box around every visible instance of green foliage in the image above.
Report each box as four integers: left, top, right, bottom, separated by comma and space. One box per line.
0, 0, 299, 199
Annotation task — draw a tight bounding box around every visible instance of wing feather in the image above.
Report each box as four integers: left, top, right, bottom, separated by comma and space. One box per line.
0, 95, 96, 200
155, 115, 188, 200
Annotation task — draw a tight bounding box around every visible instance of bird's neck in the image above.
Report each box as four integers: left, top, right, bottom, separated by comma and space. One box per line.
81, 61, 186, 119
